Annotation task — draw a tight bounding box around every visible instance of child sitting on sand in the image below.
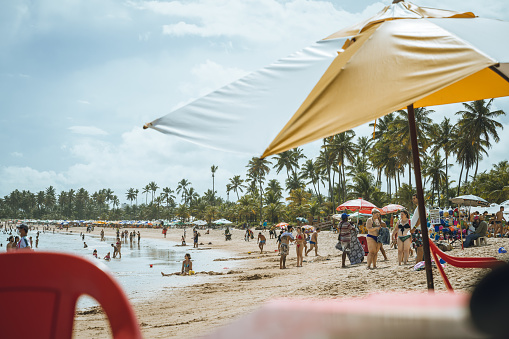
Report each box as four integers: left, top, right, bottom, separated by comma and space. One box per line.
104, 252, 111, 261
161, 253, 193, 276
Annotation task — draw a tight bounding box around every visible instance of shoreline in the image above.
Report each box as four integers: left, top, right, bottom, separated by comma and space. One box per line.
23, 225, 509, 338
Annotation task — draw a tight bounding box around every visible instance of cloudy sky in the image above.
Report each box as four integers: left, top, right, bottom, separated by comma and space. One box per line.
1, 0, 509, 204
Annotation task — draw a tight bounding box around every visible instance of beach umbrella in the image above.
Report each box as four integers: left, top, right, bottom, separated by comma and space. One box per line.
382, 204, 406, 214
301, 225, 315, 234
275, 222, 289, 228
193, 220, 208, 226
450, 195, 489, 207
144, 1, 509, 290
296, 217, 308, 223
337, 198, 379, 214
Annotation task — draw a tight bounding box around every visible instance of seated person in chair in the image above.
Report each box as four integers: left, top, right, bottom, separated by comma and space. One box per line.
464, 215, 488, 248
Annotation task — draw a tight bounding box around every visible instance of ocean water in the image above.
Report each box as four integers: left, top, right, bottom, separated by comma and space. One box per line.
1, 229, 236, 309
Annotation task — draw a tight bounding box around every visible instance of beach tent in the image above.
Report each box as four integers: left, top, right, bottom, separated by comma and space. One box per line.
450, 195, 490, 207
145, 1, 509, 290
382, 204, 405, 214
213, 219, 232, 225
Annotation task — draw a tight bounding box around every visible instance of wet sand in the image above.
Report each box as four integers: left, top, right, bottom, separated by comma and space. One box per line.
71, 226, 509, 338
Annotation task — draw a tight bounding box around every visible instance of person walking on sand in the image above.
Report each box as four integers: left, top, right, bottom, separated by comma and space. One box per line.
193, 230, 200, 248
338, 214, 355, 268
280, 226, 294, 269
276, 230, 282, 254
137, 231, 140, 244
295, 227, 305, 267
257, 232, 266, 254
392, 210, 412, 265
305, 228, 320, 256
366, 209, 382, 269
100, 229, 105, 241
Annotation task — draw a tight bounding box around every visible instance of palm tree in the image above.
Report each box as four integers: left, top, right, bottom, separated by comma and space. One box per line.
45, 186, 56, 212
456, 99, 505, 178
323, 130, 356, 202
126, 188, 136, 206
211, 165, 218, 205
422, 153, 447, 206
148, 181, 159, 203
429, 118, 456, 202
142, 185, 150, 205
247, 156, 272, 224
229, 175, 246, 201
300, 159, 322, 201
392, 107, 434, 185
176, 179, 191, 205
161, 187, 175, 208
273, 150, 297, 182
134, 189, 139, 206
285, 171, 306, 192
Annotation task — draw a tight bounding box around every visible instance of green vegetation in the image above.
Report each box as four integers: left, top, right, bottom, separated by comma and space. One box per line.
1, 100, 507, 222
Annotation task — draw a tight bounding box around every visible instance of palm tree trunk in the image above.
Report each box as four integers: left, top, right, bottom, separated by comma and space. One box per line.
474, 154, 479, 180
445, 153, 449, 202
408, 163, 412, 186
457, 162, 464, 195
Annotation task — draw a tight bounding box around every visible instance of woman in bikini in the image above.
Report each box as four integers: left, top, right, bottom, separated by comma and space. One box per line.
392, 210, 411, 265
295, 227, 305, 267
162, 253, 193, 277
366, 208, 382, 269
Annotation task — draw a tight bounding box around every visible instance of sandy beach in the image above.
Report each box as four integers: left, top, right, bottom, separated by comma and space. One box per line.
67, 226, 509, 338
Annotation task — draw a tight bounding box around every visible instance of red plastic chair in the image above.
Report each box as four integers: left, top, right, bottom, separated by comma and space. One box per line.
0, 252, 142, 339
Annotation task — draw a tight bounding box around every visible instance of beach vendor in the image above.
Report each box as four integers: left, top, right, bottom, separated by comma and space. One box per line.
392, 210, 412, 265
280, 226, 294, 269
257, 232, 266, 254
366, 209, 383, 269
338, 213, 355, 268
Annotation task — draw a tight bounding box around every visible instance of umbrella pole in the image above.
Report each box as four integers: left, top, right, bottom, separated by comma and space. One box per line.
407, 104, 434, 291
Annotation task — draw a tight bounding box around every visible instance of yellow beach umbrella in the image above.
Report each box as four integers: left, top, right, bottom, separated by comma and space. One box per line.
144, 1, 509, 290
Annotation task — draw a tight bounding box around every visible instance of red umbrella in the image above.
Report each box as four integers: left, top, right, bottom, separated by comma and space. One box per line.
336, 198, 379, 214
382, 204, 405, 214
275, 222, 289, 228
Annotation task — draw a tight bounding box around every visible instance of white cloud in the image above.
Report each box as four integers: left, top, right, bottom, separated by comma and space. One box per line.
146, 0, 384, 44
77, 99, 91, 104
10, 152, 23, 158
68, 126, 108, 136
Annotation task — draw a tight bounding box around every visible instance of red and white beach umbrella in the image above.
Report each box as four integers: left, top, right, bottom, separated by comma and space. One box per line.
275, 222, 289, 228
336, 198, 379, 214
382, 204, 405, 214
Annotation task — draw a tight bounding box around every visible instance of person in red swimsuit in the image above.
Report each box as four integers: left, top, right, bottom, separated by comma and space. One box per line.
295, 227, 305, 267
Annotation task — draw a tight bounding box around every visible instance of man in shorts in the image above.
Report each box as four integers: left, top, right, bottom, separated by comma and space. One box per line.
494, 206, 506, 236
257, 232, 266, 254
280, 226, 294, 269
305, 228, 320, 256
